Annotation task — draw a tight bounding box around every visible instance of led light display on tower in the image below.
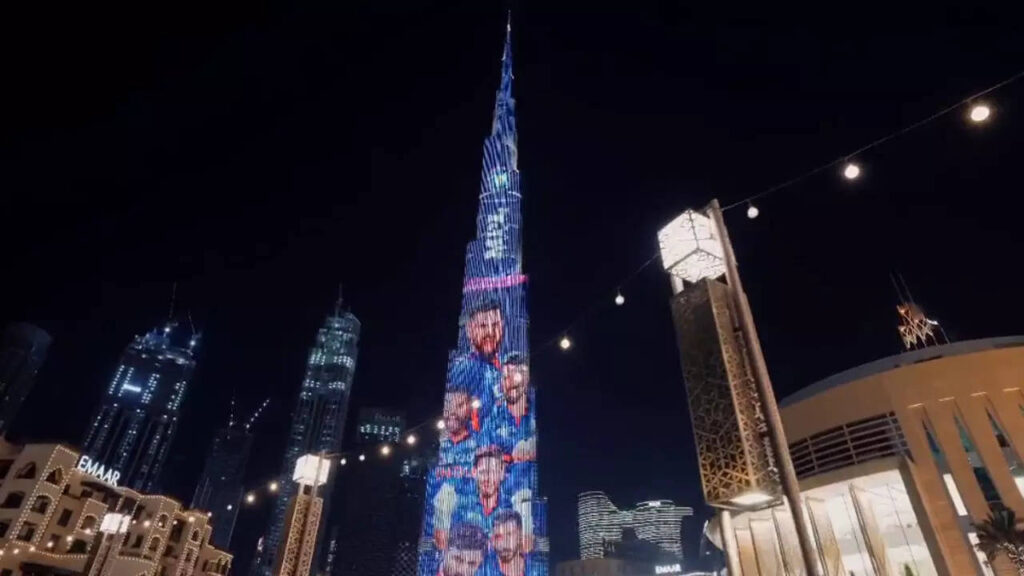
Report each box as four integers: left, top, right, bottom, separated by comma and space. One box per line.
417, 19, 547, 576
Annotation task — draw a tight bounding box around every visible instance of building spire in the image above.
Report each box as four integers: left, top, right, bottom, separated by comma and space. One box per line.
334, 282, 344, 316
492, 12, 515, 136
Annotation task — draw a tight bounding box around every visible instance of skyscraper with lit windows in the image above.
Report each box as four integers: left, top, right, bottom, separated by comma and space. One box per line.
251, 297, 360, 576
577, 492, 692, 563
81, 320, 199, 492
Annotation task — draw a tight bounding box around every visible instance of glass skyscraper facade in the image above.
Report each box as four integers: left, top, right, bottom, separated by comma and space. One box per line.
82, 320, 198, 491
251, 298, 360, 576
192, 423, 254, 549
0, 322, 52, 435
418, 21, 548, 576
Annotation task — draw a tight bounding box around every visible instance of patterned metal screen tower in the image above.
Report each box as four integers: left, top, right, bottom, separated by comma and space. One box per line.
417, 18, 548, 576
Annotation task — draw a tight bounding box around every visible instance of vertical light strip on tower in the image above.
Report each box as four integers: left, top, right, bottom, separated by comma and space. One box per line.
417, 18, 548, 576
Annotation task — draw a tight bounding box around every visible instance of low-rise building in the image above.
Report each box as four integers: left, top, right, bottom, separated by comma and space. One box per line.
0, 439, 231, 576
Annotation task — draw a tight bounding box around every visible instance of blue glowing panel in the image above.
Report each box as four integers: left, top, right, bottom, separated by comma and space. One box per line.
418, 23, 547, 576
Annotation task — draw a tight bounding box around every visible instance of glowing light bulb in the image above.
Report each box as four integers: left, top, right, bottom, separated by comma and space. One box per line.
65, 536, 73, 542
226, 504, 233, 511
559, 336, 572, 350
406, 434, 417, 445
206, 511, 212, 518
46, 542, 53, 549
143, 520, 151, 528
381, 445, 391, 456
746, 204, 759, 219
614, 292, 625, 306
340, 458, 347, 466
970, 104, 991, 122
268, 481, 279, 493
245, 493, 256, 504
358, 454, 366, 462
471, 398, 482, 409
843, 163, 861, 180
436, 419, 446, 430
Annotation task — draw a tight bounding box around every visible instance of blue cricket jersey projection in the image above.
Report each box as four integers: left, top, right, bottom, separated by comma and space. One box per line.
418, 20, 548, 576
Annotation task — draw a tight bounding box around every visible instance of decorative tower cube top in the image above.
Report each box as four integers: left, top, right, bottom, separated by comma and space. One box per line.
658, 210, 726, 283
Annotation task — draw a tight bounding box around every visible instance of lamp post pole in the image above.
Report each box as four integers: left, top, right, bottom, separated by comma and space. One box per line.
707, 198, 821, 576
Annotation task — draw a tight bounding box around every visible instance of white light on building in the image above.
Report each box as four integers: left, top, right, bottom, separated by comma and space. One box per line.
100, 512, 131, 535
292, 454, 331, 487
657, 210, 726, 284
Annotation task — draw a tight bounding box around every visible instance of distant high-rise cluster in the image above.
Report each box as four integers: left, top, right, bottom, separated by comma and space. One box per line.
577, 491, 692, 562
0, 322, 51, 435
357, 407, 405, 444
82, 320, 199, 491
251, 298, 360, 576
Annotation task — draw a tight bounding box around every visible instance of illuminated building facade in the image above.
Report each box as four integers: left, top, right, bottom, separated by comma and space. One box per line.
711, 336, 1024, 576
252, 298, 360, 576
357, 408, 405, 445
0, 438, 231, 576
81, 320, 198, 492
0, 322, 52, 436
577, 492, 692, 562
191, 425, 253, 549
417, 19, 548, 576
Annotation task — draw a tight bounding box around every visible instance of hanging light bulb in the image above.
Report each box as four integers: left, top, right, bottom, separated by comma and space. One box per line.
358, 454, 366, 462
268, 481, 279, 493
436, 419, 446, 430
245, 493, 256, 505
969, 103, 991, 123
614, 292, 625, 306
381, 445, 391, 456
559, 336, 572, 350
340, 458, 347, 466
406, 434, 417, 445
843, 162, 861, 180
746, 204, 759, 219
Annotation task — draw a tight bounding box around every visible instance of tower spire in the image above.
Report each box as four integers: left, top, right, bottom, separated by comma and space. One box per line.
334, 282, 344, 316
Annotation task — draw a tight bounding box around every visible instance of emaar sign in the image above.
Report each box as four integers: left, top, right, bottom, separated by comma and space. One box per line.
76, 455, 121, 487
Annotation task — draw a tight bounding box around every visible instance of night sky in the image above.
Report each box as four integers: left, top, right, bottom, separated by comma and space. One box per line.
3, 0, 1024, 569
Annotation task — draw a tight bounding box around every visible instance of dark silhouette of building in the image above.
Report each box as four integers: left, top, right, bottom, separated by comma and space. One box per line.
250, 296, 360, 576
192, 399, 267, 549
82, 319, 198, 491
0, 322, 52, 435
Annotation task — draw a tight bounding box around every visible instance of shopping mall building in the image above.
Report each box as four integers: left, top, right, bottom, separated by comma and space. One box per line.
711, 336, 1024, 576
0, 439, 231, 576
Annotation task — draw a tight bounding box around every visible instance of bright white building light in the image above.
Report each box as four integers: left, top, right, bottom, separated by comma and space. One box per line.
614, 292, 625, 306
381, 445, 391, 456
843, 163, 861, 180
746, 204, 759, 219
292, 454, 331, 487
99, 513, 131, 535
729, 490, 775, 508
657, 210, 726, 283
970, 104, 991, 123
559, 336, 572, 350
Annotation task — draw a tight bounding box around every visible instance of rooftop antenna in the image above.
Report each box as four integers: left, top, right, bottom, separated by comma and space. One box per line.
168, 282, 177, 320
228, 392, 237, 428
892, 272, 947, 350
335, 282, 344, 316
245, 398, 271, 431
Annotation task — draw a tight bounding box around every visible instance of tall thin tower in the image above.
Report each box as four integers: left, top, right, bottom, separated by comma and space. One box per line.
418, 18, 548, 575
252, 296, 360, 576
82, 320, 199, 491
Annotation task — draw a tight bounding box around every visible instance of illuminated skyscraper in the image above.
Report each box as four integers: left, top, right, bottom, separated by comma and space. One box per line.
252, 297, 360, 576
0, 322, 52, 435
577, 492, 692, 563
82, 320, 198, 491
418, 18, 547, 575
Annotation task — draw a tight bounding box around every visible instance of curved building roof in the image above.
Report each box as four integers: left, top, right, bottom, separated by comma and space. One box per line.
780, 335, 1024, 408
